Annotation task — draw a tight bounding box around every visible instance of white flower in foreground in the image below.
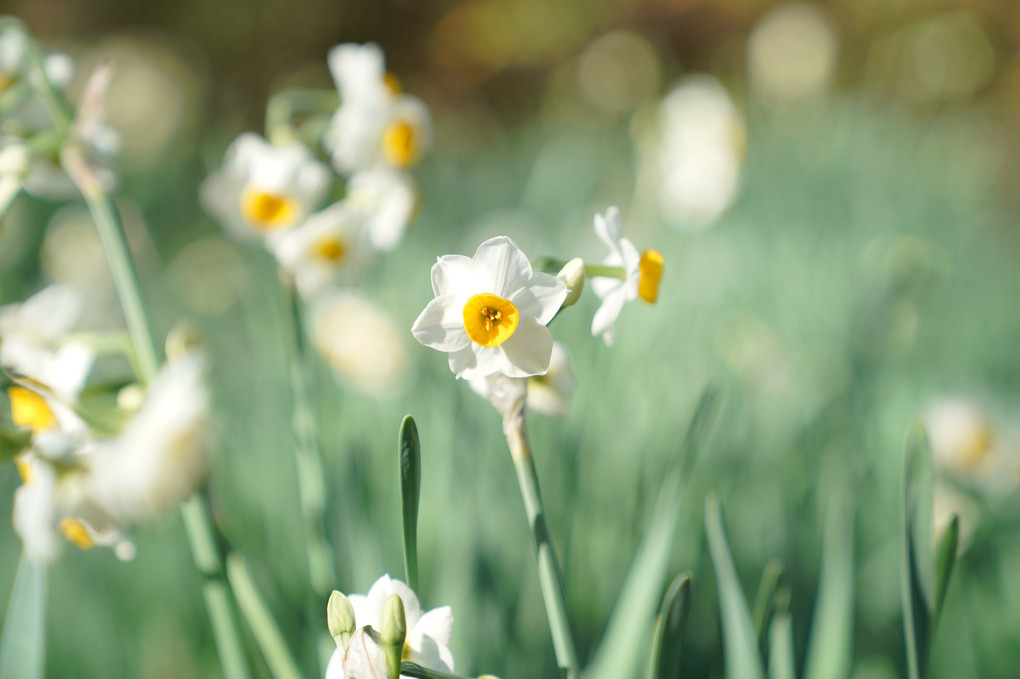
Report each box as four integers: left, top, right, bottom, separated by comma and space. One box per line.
590, 207, 663, 346
324, 43, 432, 174
470, 342, 574, 417
272, 201, 369, 296
86, 352, 210, 522
0, 284, 84, 380
310, 292, 411, 397
347, 168, 418, 251
325, 574, 454, 679
412, 236, 567, 380
201, 133, 330, 243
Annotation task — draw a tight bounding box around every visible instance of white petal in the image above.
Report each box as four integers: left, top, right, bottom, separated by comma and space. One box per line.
593, 207, 622, 251
411, 296, 469, 352
508, 272, 567, 325
412, 606, 453, 646
430, 255, 484, 298
19, 284, 82, 340
362, 574, 423, 631
471, 236, 533, 297
500, 316, 554, 378
325, 648, 345, 679
447, 345, 477, 377
455, 344, 506, 381
407, 635, 455, 674
347, 594, 370, 627
342, 629, 389, 679
591, 288, 628, 345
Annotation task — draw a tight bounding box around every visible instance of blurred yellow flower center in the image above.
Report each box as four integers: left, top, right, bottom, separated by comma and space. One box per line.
384, 72, 403, 95
638, 250, 664, 304
463, 294, 518, 348
58, 517, 95, 550
9, 386, 56, 434
312, 236, 347, 263
959, 424, 993, 471
14, 454, 32, 484
382, 120, 421, 168
0, 74, 13, 94
240, 187, 299, 231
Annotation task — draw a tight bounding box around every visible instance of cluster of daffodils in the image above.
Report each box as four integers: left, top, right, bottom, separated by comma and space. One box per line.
202, 43, 429, 395
1, 286, 211, 563
325, 575, 454, 679
0, 21, 119, 202
412, 207, 663, 417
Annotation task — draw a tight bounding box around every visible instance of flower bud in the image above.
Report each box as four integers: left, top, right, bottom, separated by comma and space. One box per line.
556, 258, 585, 308
327, 590, 356, 652
380, 593, 407, 679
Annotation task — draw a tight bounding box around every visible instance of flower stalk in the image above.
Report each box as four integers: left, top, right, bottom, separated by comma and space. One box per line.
502, 404, 580, 679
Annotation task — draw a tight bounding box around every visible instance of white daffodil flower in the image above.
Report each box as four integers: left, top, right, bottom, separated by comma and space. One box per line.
589, 207, 663, 346
470, 342, 574, 417
412, 236, 567, 380
346, 168, 418, 252
924, 399, 998, 480
86, 351, 210, 523
324, 43, 432, 175
325, 574, 455, 679
310, 292, 411, 396
0, 284, 83, 378
201, 132, 331, 243
272, 200, 369, 296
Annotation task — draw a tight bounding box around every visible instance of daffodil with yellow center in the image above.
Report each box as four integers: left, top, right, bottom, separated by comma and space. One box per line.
413, 236, 567, 380
590, 207, 665, 346
271, 201, 368, 297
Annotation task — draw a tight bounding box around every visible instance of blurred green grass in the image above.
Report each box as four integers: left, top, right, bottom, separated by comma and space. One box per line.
2, 89, 1020, 679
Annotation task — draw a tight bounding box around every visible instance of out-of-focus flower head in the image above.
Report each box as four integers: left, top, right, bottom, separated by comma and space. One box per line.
310, 291, 411, 397
648, 76, 745, 231
589, 207, 663, 346
201, 132, 331, 244
346, 168, 418, 252
412, 236, 567, 380
325, 574, 454, 679
324, 43, 432, 175
272, 201, 370, 296
924, 398, 997, 481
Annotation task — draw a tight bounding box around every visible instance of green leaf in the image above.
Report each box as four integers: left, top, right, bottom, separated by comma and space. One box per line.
752, 559, 785, 650
705, 495, 765, 679
586, 388, 721, 679
767, 611, 795, 679
933, 514, 959, 622
804, 495, 855, 679
901, 421, 935, 679
398, 415, 422, 593
647, 572, 693, 679
0, 553, 47, 679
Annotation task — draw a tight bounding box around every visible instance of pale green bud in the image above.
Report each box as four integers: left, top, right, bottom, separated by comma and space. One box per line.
381, 593, 407, 679
556, 258, 585, 308
327, 590, 356, 652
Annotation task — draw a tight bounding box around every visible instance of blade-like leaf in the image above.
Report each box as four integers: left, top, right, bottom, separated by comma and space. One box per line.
752, 559, 785, 649
399, 415, 422, 593
767, 611, 795, 679
706, 495, 765, 679
804, 495, 855, 679
587, 388, 721, 679
933, 514, 959, 622
901, 421, 934, 679
647, 572, 693, 679
0, 553, 47, 679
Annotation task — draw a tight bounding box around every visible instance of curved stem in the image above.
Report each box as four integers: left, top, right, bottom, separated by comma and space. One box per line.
503, 408, 580, 679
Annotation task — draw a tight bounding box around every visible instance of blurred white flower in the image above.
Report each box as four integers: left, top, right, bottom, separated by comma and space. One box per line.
325, 574, 455, 679
324, 43, 432, 175
590, 207, 663, 346
412, 236, 567, 380
470, 342, 573, 417
748, 3, 837, 106
310, 292, 410, 396
273, 201, 369, 296
86, 352, 210, 522
652, 76, 744, 231
346, 168, 418, 252
0, 138, 29, 204
201, 132, 330, 243
924, 399, 996, 480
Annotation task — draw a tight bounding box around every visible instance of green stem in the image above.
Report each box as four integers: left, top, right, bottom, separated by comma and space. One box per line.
38, 45, 252, 675
286, 286, 338, 596
20, 27, 73, 131
399, 661, 475, 679
503, 408, 580, 679
226, 554, 304, 679
584, 264, 626, 280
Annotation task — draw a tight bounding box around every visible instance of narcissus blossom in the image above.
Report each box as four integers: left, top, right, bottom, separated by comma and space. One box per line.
201, 133, 331, 243
324, 43, 432, 175
325, 574, 454, 679
272, 201, 369, 296
412, 236, 567, 380
346, 168, 418, 252
590, 207, 663, 346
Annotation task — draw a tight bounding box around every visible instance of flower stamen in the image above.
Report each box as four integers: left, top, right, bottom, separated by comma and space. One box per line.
240, 187, 299, 231
382, 120, 420, 168
312, 236, 347, 263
